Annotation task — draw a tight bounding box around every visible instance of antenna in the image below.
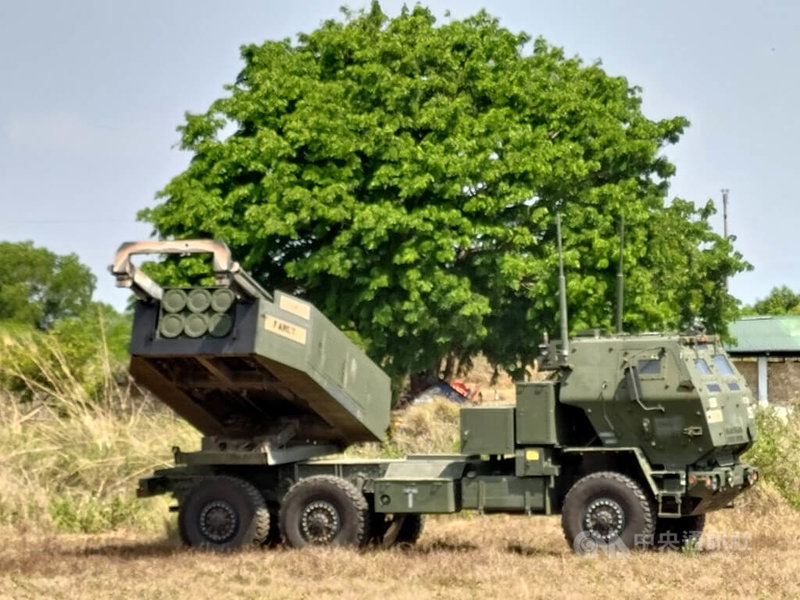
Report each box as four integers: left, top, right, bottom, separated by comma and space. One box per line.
556, 214, 570, 360
616, 215, 625, 334
722, 188, 730, 291
721, 188, 729, 239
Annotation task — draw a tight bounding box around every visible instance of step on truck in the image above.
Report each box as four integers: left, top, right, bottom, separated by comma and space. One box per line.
112, 239, 759, 553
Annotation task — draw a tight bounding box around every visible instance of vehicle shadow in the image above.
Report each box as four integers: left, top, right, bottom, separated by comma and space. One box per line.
73, 539, 568, 558
505, 543, 564, 557
396, 540, 479, 554
69, 538, 184, 560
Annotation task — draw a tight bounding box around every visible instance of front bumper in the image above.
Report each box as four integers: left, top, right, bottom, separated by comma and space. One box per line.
685, 463, 759, 514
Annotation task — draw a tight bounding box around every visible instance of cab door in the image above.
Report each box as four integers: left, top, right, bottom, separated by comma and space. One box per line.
618, 347, 703, 466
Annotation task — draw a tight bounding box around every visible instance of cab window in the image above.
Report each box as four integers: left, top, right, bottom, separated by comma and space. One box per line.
694, 358, 712, 375
638, 358, 661, 375
712, 354, 734, 376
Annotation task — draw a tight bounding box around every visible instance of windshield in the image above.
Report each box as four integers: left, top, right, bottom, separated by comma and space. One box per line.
712, 354, 735, 376
694, 358, 712, 375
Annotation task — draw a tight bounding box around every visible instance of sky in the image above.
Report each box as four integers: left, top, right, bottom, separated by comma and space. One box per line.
1, 0, 798, 311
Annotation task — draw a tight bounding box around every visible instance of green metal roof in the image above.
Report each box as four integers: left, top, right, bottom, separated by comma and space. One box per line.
726, 316, 800, 355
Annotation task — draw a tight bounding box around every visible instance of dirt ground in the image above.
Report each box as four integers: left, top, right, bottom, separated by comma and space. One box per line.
1, 493, 798, 600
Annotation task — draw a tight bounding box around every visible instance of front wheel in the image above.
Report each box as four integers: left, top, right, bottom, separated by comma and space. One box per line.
561, 471, 655, 555
279, 475, 370, 548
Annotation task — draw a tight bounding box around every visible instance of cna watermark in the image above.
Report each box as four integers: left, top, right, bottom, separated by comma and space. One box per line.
573, 530, 753, 556
573, 531, 631, 557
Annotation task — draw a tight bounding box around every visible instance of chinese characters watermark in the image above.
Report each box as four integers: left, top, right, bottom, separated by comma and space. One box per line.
575, 530, 752, 556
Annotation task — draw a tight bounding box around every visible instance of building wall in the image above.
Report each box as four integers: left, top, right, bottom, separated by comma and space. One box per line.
732, 358, 800, 405
734, 359, 758, 395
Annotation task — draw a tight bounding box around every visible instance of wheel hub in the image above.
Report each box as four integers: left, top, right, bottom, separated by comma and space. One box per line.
301, 501, 340, 544
583, 498, 625, 542
199, 500, 238, 543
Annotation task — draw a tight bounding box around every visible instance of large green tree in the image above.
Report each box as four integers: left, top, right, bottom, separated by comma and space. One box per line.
141, 4, 749, 380
0, 241, 95, 330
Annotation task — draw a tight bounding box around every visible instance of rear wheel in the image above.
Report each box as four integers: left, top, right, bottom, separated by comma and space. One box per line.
654, 514, 706, 550
279, 475, 370, 548
561, 471, 655, 555
178, 476, 270, 551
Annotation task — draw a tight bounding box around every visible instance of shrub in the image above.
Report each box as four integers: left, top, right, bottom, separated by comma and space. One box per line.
0, 329, 196, 533
744, 408, 800, 509
0, 305, 131, 404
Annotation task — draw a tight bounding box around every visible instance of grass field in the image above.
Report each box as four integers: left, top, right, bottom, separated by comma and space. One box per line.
1, 336, 799, 600
1, 485, 799, 600
1, 398, 799, 600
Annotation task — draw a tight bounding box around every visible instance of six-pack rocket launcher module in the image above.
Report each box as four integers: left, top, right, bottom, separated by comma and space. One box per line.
112, 234, 758, 554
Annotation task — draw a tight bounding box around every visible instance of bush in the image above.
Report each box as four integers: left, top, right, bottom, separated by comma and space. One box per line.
0, 327, 196, 533
744, 408, 800, 509
0, 305, 131, 405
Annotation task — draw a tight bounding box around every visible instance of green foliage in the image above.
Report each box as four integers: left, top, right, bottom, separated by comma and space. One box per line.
742, 286, 800, 316
0, 335, 197, 533
0, 240, 95, 330
0, 305, 132, 403
51, 303, 132, 367
744, 408, 800, 508
141, 4, 750, 379
48, 494, 145, 534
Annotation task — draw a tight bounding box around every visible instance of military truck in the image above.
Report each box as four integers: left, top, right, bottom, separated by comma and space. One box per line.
112, 238, 758, 554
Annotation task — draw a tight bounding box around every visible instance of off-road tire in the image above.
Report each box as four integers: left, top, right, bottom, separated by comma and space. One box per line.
178, 476, 270, 551
262, 502, 282, 547
654, 514, 706, 550
370, 513, 425, 547
562, 471, 655, 555
279, 475, 370, 548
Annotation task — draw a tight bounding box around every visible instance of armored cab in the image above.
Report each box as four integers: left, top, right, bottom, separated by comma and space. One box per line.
112, 240, 391, 464
455, 331, 759, 549
554, 332, 757, 466
550, 331, 759, 515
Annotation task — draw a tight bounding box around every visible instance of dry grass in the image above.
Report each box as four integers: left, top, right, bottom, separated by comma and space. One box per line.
0, 391, 197, 533
0, 333, 197, 533
1, 391, 796, 599
1, 497, 798, 600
